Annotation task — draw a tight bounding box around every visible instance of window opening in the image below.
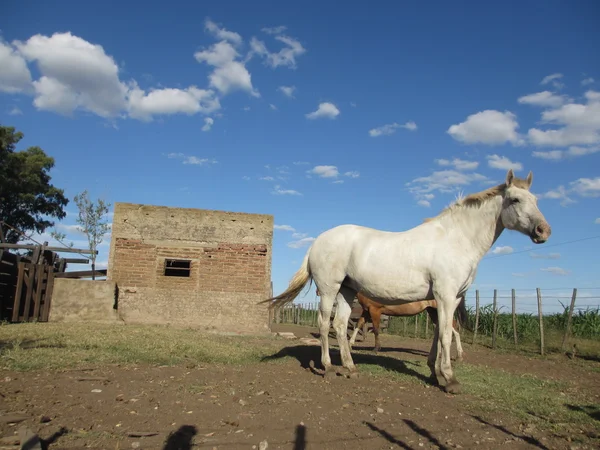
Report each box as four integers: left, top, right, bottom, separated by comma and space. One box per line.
164, 259, 191, 277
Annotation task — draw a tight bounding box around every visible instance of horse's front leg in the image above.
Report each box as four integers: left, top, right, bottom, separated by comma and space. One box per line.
427, 323, 440, 384
435, 293, 463, 394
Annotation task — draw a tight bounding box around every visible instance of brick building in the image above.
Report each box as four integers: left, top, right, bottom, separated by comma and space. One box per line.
106, 202, 273, 333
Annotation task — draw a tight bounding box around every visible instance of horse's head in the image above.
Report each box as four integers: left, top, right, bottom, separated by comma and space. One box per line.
500, 169, 551, 244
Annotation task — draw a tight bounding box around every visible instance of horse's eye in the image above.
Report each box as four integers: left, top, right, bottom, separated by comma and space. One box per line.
511, 198, 520, 204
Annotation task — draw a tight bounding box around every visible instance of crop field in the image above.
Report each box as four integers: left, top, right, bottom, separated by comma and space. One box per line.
0, 322, 599, 449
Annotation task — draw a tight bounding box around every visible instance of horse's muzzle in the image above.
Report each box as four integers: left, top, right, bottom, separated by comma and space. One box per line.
530, 222, 551, 244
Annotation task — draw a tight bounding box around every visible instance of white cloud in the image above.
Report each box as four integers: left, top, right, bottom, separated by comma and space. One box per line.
527, 90, 600, 147
166, 152, 217, 166
13, 32, 128, 117
540, 73, 564, 90
369, 121, 417, 137
407, 170, 490, 207
9, 106, 22, 115
569, 177, 600, 198
242, 176, 250, 181
287, 237, 315, 249
595, 218, 600, 224
447, 110, 523, 145
532, 146, 600, 161
278, 85, 296, 98
292, 232, 307, 239
204, 18, 243, 46
127, 84, 220, 121
306, 102, 340, 120
269, 103, 277, 110
0, 39, 32, 93
195, 41, 259, 97
540, 266, 570, 276
274, 224, 296, 232
417, 200, 431, 208
345, 171, 360, 178
249, 33, 306, 69
538, 185, 575, 206
262, 26, 287, 35
259, 176, 275, 181
486, 154, 523, 171
582, 77, 595, 86
272, 185, 302, 196
435, 158, 478, 171
491, 246, 513, 255
518, 91, 569, 108
308, 165, 339, 178
529, 252, 560, 260
201, 117, 214, 131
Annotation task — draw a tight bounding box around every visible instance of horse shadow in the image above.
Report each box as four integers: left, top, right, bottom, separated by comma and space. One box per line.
261, 344, 433, 385
565, 404, 600, 421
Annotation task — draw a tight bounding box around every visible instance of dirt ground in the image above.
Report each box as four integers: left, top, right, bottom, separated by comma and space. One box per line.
1, 325, 599, 450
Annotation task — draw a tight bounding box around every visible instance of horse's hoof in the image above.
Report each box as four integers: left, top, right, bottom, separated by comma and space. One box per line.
445, 380, 462, 395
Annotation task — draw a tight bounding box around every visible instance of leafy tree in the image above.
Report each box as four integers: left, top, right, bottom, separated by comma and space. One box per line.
0, 125, 68, 243
73, 190, 111, 279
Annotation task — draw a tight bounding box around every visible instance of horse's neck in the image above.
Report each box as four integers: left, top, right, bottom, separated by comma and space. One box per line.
443, 197, 505, 261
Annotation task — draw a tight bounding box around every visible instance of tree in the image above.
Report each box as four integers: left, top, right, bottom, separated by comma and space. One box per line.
0, 125, 69, 243
73, 190, 111, 279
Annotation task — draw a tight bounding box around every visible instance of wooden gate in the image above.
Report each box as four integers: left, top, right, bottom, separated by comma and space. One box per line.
10, 263, 55, 322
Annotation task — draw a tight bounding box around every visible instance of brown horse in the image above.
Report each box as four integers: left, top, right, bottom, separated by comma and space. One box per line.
316, 288, 464, 361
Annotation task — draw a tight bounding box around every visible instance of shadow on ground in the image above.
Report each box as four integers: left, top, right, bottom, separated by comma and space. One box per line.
261, 344, 433, 385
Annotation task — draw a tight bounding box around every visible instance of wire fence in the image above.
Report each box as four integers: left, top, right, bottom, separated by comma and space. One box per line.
271, 287, 600, 359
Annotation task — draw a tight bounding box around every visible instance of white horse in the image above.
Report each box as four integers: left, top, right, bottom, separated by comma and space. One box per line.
261, 169, 551, 394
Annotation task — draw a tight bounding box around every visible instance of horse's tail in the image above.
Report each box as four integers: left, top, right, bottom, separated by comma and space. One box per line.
258, 247, 312, 309
455, 296, 471, 332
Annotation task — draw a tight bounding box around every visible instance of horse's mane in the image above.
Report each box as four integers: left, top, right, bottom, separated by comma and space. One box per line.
423, 176, 531, 223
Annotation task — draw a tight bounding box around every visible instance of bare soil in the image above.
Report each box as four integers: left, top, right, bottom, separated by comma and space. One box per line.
1, 325, 599, 450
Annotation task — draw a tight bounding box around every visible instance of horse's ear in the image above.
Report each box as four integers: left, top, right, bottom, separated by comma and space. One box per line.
505, 169, 515, 187
526, 171, 533, 189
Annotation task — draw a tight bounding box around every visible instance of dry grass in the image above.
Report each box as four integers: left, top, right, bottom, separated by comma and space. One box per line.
0, 322, 283, 371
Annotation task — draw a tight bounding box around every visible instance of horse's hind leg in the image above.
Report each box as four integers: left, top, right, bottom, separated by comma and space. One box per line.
317, 290, 336, 377
349, 314, 366, 348
452, 325, 464, 363
371, 309, 382, 353
434, 292, 463, 394
332, 286, 359, 377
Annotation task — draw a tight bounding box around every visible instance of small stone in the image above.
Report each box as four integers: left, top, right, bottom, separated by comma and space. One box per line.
131, 442, 140, 449
239, 399, 247, 406
377, 407, 384, 414
259, 440, 269, 450
255, 391, 265, 396
39, 415, 52, 423
91, 389, 102, 393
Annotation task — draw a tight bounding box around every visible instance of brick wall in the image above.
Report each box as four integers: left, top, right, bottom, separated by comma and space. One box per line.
107, 203, 273, 333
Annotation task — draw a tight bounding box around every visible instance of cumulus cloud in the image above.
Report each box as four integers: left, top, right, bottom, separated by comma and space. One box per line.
249, 32, 306, 69
278, 85, 296, 98
447, 110, 523, 145
9, 106, 22, 115
407, 170, 490, 207
369, 121, 417, 137
0, 39, 32, 93
305, 102, 340, 120
435, 158, 478, 171
486, 154, 523, 171
127, 84, 220, 121
344, 171, 360, 178
274, 224, 296, 232
581, 77, 595, 86
518, 91, 569, 108
204, 18, 243, 46
491, 246, 514, 255
307, 165, 339, 178
194, 41, 259, 97
417, 200, 431, 208
537, 177, 600, 207
538, 185, 575, 206
527, 90, 600, 147
540, 73, 564, 90
201, 117, 214, 131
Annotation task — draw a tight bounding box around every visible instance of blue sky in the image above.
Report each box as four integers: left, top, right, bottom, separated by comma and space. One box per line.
1, 0, 599, 313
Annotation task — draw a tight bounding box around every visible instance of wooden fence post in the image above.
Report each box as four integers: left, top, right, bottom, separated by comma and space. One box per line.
414, 314, 419, 338
472, 290, 480, 344
492, 289, 498, 349
512, 289, 518, 348
561, 288, 577, 352
537, 288, 545, 356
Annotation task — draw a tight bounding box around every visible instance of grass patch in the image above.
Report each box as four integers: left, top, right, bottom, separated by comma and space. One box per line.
0, 322, 282, 371
351, 353, 599, 438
